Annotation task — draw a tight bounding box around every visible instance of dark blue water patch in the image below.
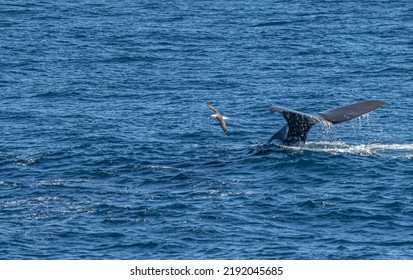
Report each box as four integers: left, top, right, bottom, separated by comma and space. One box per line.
1, 0, 413, 260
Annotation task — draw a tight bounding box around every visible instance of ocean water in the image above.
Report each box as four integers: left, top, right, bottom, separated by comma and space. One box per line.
1, 0, 413, 259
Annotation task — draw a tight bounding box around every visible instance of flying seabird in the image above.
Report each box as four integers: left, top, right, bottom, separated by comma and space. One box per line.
207, 103, 229, 136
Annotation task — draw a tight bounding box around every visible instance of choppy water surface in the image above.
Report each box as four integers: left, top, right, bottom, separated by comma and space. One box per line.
1, 0, 413, 259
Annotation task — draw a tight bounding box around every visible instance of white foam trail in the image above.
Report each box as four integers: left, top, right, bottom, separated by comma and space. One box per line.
282, 142, 413, 157
140, 164, 173, 170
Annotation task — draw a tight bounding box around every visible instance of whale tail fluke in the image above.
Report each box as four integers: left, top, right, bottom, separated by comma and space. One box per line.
269, 100, 389, 145
317, 100, 389, 124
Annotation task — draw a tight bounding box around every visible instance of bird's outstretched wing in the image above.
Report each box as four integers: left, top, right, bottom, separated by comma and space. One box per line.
218, 118, 229, 135
207, 103, 220, 115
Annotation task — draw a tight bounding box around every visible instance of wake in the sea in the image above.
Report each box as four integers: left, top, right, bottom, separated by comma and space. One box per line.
280, 142, 413, 158
249, 141, 413, 158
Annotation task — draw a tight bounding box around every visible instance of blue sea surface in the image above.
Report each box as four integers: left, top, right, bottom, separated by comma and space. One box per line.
1, 0, 413, 259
